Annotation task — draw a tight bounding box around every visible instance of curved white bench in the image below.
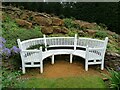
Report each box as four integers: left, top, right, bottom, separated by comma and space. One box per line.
17, 34, 108, 74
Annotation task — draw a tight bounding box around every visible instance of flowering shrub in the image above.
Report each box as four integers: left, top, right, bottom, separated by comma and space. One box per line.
0, 37, 20, 60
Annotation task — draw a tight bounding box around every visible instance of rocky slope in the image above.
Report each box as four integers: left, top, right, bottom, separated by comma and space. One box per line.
1, 6, 120, 71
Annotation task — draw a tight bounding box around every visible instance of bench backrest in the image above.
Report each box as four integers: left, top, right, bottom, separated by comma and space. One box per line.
85, 37, 108, 60
17, 34, 108, 51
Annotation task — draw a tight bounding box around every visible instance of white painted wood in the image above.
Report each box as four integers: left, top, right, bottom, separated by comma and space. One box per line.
17, 35, 108, 74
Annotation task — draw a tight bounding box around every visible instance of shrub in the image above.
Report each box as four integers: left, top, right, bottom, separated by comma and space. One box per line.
104, 68, 120, 89
1, 68, 21, 88
2, 17, 43, 48
112, 34, 119, 39
27, 44, 49, 51
99, 23, 108, 30
64, 18, 81, 30
95, 31, 107, 39
1, 37, 20, 60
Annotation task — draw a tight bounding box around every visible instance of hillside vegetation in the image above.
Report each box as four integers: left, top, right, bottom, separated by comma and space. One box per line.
2, 6, 120, 54
1, 6, 120, 89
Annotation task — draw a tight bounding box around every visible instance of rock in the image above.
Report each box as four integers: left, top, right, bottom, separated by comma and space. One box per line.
20, 14, 29, 20
107, 31, 116, 36
52, 17, 64, 26
102, 78, 109, 81
53, 26, 61, 33
77, 30, 84, 36
52, 26, 69, 34
86, 29, 97, 35
41, 26, 53, 34
74, 20, 96, 29
61, 27, 69, 34
105, 51, 120, 70
33, 16, 52, 26
35, 12, 51, 18
15, 19, 32, 29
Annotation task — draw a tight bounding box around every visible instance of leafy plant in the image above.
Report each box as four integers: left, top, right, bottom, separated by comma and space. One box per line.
27, 44, 48, 51
2, 16, 43, 48
1, 68, 22, 88
99, 23, 108, 30
112, 34, 119, 39
95, 31, 107, 39
64, 18, 81, 30
1, 37, 20, 60
104, 68, 120, 89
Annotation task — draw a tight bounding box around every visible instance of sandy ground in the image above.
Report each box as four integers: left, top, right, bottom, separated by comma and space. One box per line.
21, 55, 108, 78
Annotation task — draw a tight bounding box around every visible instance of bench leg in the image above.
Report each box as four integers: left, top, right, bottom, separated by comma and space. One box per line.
52, 54, 54, 64
101, 59, 104, 70
40, 61, 43, 73
22, 66, 25, 74
85, 60, 88, 71
70, 54, 73, 63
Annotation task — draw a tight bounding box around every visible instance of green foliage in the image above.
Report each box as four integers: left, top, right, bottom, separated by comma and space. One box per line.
27, 44, 49, 51
68, 30, 77, 37
95, 31, 107, 39
99, 23, 108, 30
64, 18, 81, 30
2, 16, 43, 48
112, 34, 119, 39
104, 68, 120, 89
1, 68, 22, 88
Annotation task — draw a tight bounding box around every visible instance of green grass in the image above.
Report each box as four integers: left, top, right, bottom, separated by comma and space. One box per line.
16, 76, 106, 88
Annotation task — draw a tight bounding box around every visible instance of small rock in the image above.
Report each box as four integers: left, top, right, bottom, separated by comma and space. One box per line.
86, 29, 97, 35
74, 20, 96, 29
41, 26, 53, 34
61, 27, 69, 34
20, 14, 29, 20
33, 16, 52, 26
102, 78, 109, 81
15, 19, 32, 29
52, 17, 64, 26
53, 26, 61, 33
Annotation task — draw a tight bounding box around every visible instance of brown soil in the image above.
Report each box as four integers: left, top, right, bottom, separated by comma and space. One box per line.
21, 55, 108, 79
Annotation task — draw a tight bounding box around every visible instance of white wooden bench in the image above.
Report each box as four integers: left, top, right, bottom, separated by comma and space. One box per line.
17, 34, 108, 74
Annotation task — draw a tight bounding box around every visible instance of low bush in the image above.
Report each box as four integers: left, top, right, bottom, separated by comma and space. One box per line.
0, 37, 20, 60
104, 68, 120, 89
1, 68, 21, 88
64, 18, 81, 30
2, 16, 43, 48
95, 31, 107, 39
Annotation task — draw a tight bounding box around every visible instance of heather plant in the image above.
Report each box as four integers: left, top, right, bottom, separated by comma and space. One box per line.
1, 37, 20, 60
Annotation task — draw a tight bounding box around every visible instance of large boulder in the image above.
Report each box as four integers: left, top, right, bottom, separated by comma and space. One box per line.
53, 26, 69, 34
33, 16, 52, 26
74, 20, 97, 29
20, 13, 29, 20
53, 26, 62, 33
41, 26, 53, 34
15, 19, 32, 29
52, 17, 64, 26
61, 27, 69, 34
